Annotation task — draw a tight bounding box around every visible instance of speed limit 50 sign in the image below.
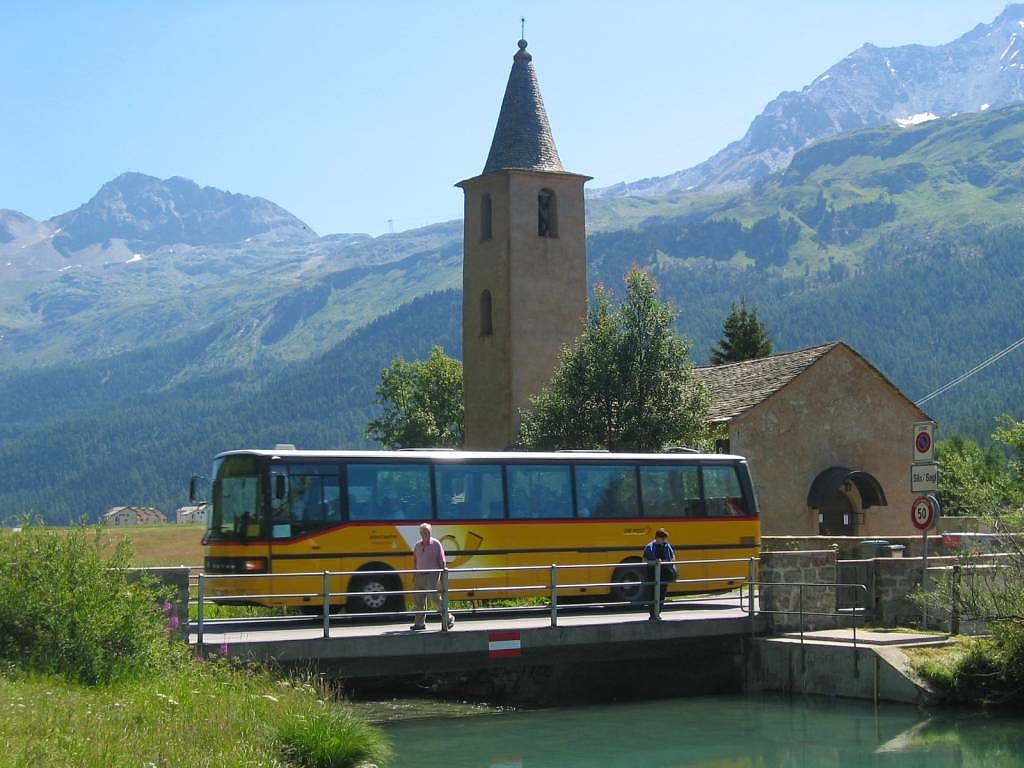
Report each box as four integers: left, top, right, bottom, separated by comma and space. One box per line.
911, 495, 938, 531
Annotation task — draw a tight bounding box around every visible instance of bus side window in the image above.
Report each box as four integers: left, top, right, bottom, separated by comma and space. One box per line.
282, 470, 342, 534
435, 465, 504, 519
508, 465, 573, 519
701, 465, 745, 518
347, 485, 372, 521
348, 463, 431, 521
575, 466, 639, 518
507, 466, 573, 520
639, 465, 701, 517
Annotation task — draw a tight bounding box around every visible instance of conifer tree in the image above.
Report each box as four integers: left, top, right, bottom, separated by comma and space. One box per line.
709, 299, 773, 364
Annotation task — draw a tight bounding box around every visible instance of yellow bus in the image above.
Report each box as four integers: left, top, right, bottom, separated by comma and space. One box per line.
200, 447, 760, 612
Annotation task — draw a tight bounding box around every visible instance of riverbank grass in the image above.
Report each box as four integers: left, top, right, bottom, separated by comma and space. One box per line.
2, 662, 391, 768
0, 523, 391, 767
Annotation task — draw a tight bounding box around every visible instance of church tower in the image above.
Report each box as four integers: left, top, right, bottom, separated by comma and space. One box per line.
457, 39, 589, 450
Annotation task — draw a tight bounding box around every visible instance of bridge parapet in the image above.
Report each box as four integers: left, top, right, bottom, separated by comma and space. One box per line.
760, 549, 839, 632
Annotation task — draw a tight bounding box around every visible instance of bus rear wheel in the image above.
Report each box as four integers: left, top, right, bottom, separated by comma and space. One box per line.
348, 572, 404, 614
611, 561, 646, 605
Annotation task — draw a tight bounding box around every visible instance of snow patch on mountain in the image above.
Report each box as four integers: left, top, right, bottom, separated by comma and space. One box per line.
895, 112, 940, 127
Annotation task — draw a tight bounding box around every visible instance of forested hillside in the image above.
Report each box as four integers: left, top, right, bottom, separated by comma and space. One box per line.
0, 290, 460, 525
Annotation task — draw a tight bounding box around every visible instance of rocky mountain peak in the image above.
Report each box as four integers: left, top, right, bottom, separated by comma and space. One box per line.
592, 5, 1024, 199
0, 209, 37, 245
49, 172, 316, 254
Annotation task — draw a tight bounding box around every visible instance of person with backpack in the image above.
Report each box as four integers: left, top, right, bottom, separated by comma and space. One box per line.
643, 528, 676, 620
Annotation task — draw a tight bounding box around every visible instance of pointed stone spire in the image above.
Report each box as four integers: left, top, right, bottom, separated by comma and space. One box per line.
482, 39, 565, 175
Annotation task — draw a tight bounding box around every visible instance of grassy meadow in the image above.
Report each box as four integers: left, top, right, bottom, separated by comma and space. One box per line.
95, 523, 205, 566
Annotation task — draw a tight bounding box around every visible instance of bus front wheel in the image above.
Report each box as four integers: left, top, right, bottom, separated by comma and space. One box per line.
611, 561, 646, 605
348, 571, 404, 614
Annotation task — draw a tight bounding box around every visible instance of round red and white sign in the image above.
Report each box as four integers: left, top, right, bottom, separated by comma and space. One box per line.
911, 495, 936, 530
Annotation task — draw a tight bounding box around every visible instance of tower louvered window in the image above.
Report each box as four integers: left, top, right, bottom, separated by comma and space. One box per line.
481, 194, 493, 241
538, 189, 557, 237
480, 290, 494, 336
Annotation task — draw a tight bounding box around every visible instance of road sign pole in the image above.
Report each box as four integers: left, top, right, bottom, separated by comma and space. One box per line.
921, 528, 929, 629
910, 494, 937, 629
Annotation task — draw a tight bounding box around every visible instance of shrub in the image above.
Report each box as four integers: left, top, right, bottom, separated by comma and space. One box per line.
0, 522, 175, 684
277, 702, 394, 768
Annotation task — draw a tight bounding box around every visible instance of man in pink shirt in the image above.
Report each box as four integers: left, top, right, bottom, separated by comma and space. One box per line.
411, 522, 454, 631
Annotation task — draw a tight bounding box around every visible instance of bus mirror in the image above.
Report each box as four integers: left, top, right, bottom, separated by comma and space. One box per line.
275, 475, 287, 500
189, 475, 204, 503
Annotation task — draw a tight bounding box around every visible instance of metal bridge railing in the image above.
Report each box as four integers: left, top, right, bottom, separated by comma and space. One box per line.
192, 556, 758, 645
748, 580, 870, 654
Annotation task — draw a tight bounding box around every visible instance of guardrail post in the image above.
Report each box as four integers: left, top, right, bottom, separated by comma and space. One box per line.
950, 565, 961, 635
652, 562, 662, 620
852, 584, 861, 678
322, 571, 331, 639
798, 583, 806, 672
441, 570, 450, 633
748, 557, 757, 637
798, 584, 804, 642
550, 564, 558, 627
197, 573, 205, 649
747, 557, 757, 614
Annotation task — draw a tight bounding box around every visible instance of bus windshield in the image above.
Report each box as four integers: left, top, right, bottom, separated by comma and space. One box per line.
206, 455, 262, 541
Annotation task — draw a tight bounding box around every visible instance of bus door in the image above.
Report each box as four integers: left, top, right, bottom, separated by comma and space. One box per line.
268, 463, 343, 607
433, 463, 507, 600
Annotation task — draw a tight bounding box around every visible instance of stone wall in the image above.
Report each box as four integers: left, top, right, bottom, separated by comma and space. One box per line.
871, 556, 958, 629
759, 550, 839, 632
759, 548, 972, 632
765, 535, 947, 559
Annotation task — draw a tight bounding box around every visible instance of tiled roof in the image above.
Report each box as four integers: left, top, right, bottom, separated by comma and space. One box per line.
482, 40, 564, 175
693, 342, 841, 422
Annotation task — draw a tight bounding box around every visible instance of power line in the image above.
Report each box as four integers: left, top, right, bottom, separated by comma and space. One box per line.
915, 333, 1024, 406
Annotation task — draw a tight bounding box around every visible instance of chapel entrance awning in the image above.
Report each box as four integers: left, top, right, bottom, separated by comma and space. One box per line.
807, 466, 888, 509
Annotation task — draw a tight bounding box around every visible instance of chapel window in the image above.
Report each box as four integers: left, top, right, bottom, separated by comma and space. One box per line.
538, 189, 557, 237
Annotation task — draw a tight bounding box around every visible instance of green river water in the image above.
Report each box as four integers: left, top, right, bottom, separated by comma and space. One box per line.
375, 693, 1023, 768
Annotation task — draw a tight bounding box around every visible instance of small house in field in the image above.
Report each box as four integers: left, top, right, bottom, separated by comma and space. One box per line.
175, 503, 208, 525
694, 341, 933, 537
101, 506, 167, 526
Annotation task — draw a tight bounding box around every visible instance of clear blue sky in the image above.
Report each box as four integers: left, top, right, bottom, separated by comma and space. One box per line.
1, 1, 1011, 237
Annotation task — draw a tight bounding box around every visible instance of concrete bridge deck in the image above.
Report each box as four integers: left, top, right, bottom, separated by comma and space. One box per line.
191, 599, 765, 678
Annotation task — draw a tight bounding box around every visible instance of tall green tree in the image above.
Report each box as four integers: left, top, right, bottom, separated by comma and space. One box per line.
938, 416, 1024, 517
708, 298, 773, 364
365, 345, 463, 448
936, 434, 1014, 517
994, 415, 1024, 491
519, 268, 710, 451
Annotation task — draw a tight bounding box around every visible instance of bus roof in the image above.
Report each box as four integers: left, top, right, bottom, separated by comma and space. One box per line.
214, 448, 748, 463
